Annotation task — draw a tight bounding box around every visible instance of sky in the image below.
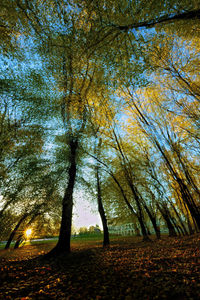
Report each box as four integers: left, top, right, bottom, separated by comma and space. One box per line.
73, 191, 102, 229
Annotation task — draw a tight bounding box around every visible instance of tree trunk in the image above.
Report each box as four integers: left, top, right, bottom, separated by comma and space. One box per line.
143, 204, 161, 239
95, 136, 109, 248
147, 227, 151, 235
177, 224, 185, 236
14, 213, 41, 249
192, 215, 199, 233
14, 234, 23, 249
165, 215, 177, 237
132, 221, 141, 236
157, 203, 177, 237
96, 165, 110, 247
5, 213, 28, 249
129, 184, 151, 241
109, 171, 145, 239
171, 218, 181, 236
137, 215, 150, 241
169, 200, 189, 235
48, 139, 78, 255
178, 179, 200, 230
184, 203, 194, 235
153, 137, 200, 230
187, 218, 194, 235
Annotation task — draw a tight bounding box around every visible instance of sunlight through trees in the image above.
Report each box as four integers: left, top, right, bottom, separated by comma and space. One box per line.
0, 0, 199, 255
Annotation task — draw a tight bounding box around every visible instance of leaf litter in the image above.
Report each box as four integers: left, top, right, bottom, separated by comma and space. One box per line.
0, 234, 200, 299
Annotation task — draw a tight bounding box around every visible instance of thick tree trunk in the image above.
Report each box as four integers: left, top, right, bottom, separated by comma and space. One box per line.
5, 214, 28, 249
96, 165, 110, 247
48, 139, 78, 255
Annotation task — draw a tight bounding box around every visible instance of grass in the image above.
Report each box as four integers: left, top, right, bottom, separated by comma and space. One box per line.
0, 234, 200, 299
0, 233, 114, 249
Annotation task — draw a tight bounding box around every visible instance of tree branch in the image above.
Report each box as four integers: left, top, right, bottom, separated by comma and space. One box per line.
114, 9, 200, 31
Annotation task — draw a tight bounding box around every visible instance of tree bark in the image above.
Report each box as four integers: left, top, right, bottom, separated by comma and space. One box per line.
143, 204, 161, 239
171, 218, 181, 236
5, 213, 28, 249
129, 184, 151, 241
157, 204, 177, 237
169, 200, 189, 235
116, 9, 200, 31
164, 215, 177, 237
96, 165, 110, 247
183, 202, 194, 235
14, 212, 41, 249
14, 234, 23, 249
137, 214, 150, 241
48, 138, 78, 255
131, 99, 200, 231
105, 159, 149, 241
95, 136, 110, 247
187, 218, 194, 235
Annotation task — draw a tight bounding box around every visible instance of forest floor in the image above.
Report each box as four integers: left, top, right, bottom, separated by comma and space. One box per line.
0, 234, 200, 299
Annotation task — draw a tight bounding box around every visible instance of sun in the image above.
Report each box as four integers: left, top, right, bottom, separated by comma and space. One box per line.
25, 228, 32, 239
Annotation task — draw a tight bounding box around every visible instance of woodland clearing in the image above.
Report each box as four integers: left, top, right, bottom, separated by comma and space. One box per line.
0, 234, 200, 299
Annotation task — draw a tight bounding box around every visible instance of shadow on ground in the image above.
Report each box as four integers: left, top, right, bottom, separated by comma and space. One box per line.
0, 235, 200, 299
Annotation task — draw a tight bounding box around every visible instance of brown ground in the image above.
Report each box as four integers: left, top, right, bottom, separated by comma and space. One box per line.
0, 234, 200, 299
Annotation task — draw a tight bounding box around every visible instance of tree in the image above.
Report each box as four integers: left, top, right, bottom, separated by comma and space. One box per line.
95, 138, 110, 247
1, 0, 200, 255
119, 65, 200, 232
